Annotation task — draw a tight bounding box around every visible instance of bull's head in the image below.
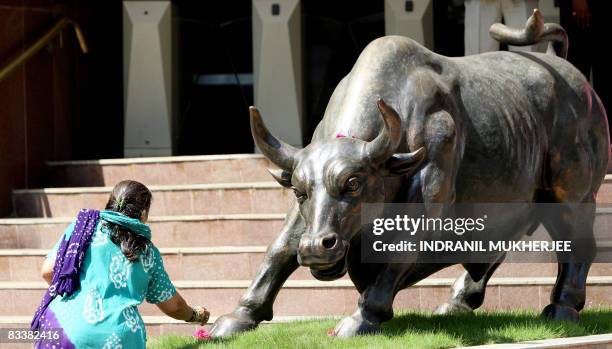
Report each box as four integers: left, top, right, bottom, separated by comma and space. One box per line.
251, 99, 425, 280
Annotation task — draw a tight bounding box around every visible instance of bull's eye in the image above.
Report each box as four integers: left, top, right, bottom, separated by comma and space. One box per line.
345, 177, 361, 192
292, 187, 307, 202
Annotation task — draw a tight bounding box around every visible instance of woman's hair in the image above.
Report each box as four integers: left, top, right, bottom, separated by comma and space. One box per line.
104, 180, 153, 262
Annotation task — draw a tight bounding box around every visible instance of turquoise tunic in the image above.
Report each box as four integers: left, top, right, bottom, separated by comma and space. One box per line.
46, 220, 176, 349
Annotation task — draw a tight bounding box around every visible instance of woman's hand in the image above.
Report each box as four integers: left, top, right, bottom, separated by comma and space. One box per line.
572, 0, 591, 28
188, 306, 210, 326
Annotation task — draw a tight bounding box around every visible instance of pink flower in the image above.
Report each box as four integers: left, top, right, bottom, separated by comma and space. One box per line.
194, 327, 211, 341
335, 133, 356, 139
327, 328, 336, 337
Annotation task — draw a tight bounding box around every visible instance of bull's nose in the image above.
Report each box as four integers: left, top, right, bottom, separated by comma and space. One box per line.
320, 233, 339, 250
298, 232, 347, 268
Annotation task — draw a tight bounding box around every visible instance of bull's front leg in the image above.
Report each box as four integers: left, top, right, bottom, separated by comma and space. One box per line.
210, 204, 304, 337
333, 263, 408, 337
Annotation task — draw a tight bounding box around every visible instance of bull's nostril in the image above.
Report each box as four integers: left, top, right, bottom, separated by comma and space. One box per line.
321, 235, 338, 249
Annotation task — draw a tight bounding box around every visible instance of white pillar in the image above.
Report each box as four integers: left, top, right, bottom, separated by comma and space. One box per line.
539, 0, 560, 24
123, 1, 173, 157
384, 0, 434, 49
252, 0, 303, 148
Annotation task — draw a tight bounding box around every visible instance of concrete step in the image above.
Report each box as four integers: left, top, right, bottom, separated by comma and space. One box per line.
46, 155, 612, 191
13, 177, 612, 218
0, 214, 285, 249
3, 247, 612, 282
597, 175, 612, 202
3, 208, 612, 250
46, 154, 274, 187
1, 277, 611, 318
12, 182, 291, 218
0, 246, 298, 281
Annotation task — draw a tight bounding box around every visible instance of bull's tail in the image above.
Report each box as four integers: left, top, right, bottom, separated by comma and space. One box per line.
489, 8, 568, 59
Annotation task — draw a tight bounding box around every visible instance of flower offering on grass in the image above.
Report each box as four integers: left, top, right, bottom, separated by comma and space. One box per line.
194, 327, 212, 341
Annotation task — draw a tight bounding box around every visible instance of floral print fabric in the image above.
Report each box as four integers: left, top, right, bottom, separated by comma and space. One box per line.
45, 220, 176, 348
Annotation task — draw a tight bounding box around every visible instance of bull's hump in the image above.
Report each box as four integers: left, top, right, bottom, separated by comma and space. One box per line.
329, 37, 440, 137
361, 36, 427, 57
353, 36, 434, 78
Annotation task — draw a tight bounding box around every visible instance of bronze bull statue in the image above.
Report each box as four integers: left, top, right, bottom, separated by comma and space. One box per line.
211, 9, 609, 337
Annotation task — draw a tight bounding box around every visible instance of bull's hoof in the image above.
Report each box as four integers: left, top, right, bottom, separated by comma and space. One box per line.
210, 313, 258, 338
434, 302, 473, 315
541, 304, 580, 322
333, 314, 381, 338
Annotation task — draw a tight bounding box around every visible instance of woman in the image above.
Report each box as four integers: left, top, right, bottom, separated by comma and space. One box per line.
32, 180, 209, 348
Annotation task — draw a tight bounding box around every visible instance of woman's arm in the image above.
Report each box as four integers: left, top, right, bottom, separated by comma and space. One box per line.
148, 245, 209, 324
41, 258, 54, 285
42, 221, 76, 285
156, 292, 209, 324
156, 292, 192, 320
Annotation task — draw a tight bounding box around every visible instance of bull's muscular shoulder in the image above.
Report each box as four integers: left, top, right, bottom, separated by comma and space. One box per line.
360, 35, 423, 58
351, 36, 456, 107
353, 36, 445, 78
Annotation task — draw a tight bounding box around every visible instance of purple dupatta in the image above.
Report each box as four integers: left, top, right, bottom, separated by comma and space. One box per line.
31, 209, 100, 330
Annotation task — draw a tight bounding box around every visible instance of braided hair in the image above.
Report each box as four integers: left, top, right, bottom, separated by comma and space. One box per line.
104, 180, 152, 262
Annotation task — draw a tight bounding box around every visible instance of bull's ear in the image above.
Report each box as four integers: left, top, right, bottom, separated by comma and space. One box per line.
385, 147, 426, 176
268, 169, 293, 188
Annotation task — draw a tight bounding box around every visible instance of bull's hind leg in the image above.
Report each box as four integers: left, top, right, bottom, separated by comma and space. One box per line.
435, 255, 505, 314
539, 199, 596, 321
537, 130, 599, 321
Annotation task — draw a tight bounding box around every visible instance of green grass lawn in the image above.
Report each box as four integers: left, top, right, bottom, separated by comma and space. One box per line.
149, 308, 612, 349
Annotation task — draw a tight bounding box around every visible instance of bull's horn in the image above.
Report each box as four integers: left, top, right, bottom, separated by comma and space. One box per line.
366, 99, 403, 164
250, 106, 299, 171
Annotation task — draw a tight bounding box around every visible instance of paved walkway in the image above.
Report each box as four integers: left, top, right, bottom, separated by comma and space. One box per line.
463, 333, 612, 348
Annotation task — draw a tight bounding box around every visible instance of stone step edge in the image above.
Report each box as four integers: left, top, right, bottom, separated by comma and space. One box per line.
3, 276, 612, 290
460, 333, 612, 349
0, 315, 323, 325
46, 153, 265, 167
0, 213, 285, 225
0, 246, 269, 256
13, 182, 282, 195
12, 175, 612, 195
4, 208, 612, 225
6, 242, 612, 256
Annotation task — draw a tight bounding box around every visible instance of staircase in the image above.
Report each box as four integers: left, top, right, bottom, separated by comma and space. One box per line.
1, 154, 611, 338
